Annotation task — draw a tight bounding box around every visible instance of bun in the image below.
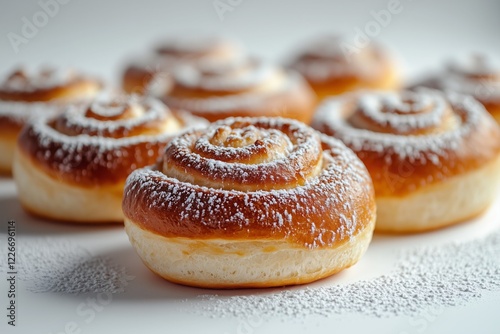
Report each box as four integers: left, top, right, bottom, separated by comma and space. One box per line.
122, 35, 245, 94
152, 58, 316, 123
288, 35, 399, 100
122, 117, 376, 288
13, 95, 204, 223
411, 55, 500, 123
0, 67, 102, 173
313, 89, 500, 233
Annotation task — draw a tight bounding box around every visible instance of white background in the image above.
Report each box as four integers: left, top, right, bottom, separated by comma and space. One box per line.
1, 0, 500, 333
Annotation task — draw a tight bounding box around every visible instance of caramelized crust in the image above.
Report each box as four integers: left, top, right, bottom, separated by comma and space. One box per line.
0, 67, 102, 173
17, 96, 197, 186
122, 117, 376, 248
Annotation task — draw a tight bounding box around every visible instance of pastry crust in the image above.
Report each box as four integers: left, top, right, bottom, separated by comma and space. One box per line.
0, 68, 102, 173
313, 89, 500, 232
122, 117, 376, 288
13, 95, 205, 223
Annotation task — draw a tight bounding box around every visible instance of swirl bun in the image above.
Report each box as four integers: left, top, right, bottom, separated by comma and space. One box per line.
13, 95, 204, 223
288, 35, 400, 100
152, 58, 316, 124
0, 67, 102, 173
122, 35, 245, 94
123, 117, 375, 288
412, 55, 500, 124
313, 90, 500, 233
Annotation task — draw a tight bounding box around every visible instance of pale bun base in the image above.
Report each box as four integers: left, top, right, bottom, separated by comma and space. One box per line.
376, 155, 500, 233
13, 147, 123, 223
124, 217, 375, 289
0, 134, 16, 174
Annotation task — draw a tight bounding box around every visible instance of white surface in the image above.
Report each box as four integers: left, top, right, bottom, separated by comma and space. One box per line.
1, 0, 500, 333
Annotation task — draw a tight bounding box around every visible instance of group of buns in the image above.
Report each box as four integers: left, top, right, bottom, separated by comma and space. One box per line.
2, 35, 499, 288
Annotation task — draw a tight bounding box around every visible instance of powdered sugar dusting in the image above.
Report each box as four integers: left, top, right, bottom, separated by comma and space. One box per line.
193, 228, 500, 319
439, 55, 500, 102
288, 35, 391, 82
0, 100, 60, 125
163, 71, 304, 114
313, 90, 486, 164
0, 67, 78, 92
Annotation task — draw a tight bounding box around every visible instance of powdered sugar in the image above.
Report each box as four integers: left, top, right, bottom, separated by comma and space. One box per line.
163, 71, 304, 114
288, 35, 391, 82
313, 90, 486, 164
0, 68, 78, 93
0, 239, 133, 294
0, 100, 60, 125
193, 228, 500, 319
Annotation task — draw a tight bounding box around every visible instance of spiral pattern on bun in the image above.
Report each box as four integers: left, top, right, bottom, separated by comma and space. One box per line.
313, 89, 500, 232
152, 58, 316, 124
288, 35, 399, 100
123, 117, 375, 288
13, 95, 204, 223
122, 35, 245, 94
0, 67, 102, 173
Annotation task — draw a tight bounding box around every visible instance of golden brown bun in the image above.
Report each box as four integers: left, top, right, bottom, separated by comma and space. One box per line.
313, 89, 500, 233
410, 55, 500, 124
150, 58, 317, 124
122, 35, 245, 94
0, 67, 102, 174
122, 117, 376, 288
13, 95, 206, 223
288, 35, 400, 101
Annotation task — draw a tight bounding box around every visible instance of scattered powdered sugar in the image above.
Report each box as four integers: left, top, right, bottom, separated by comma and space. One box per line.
0, 239, 134, 294
193, 228, 500, 319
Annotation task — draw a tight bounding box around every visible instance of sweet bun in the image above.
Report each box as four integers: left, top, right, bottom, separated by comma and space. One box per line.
288, 35, 400, 101
0, 67, 102, 173
151, 57, 317, 124
313, 89, 500, 233
122, 35, 245, 94
13, 95, 205, 223
122, 117, 376, 288
410, 55, 500, 123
